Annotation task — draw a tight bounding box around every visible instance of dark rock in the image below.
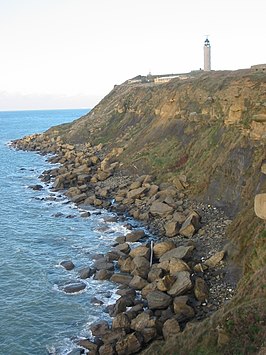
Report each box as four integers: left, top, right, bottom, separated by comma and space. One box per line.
94, 259, 114, 271
94, 269, 113, 280
125, 230, 145, 243
146, 290, 172, 310
173, 296, 195, 321
130, 312, 156, 331
194, 277, 209, 302
110, 273, 133, 285
29, 184, 43, 191
77, 339, 98, 352
63, 281, 86, 294
162, 318, 180, 340
129, 275, 148, 290
78, 266, 94, 279
115, 332, 143, 355
99, 343, 116, 355
112, 313, 131, 331
90, 320, 109, 337
60, 260, 75, 271
90, 297, 104, 305
167, 271, 192, 297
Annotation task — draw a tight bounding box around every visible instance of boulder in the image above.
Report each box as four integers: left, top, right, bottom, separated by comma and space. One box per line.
254, 193, 266, 220
99, 343, 116, 355
129, 275, 148, 290
118, 257, 134, 273
94, 259, 114, 271
131, 256, 150, 279
162, 318, 181, 340
110, 273, 133, 285
112, 313, 131, 331
179, 211, 201, 237
150, 201, 174, 217
60, 260, 75, 270
173, 296, 195, 320
169, 258, 191, 275
63, 281, 86, 294
129, 181, 142, 190
129, 246, 150, 259
127, 187, 147, 200
125, 230, 145, 243
114, 243, 131, 254
167, 271, 192, 297
153, 241, 176, 259
141, 327, 157, 344
101, 329, 127, 345
78, 266, 94, 279
146, 290, 172, 310
159, 246, 194, 262
261, 162, 266, 175
164, 221, 180, 237
115, 332, 143, 355
130, 312, 156, 331
194, 277, 209, 302
148, 267, 164, 282
29, 184, 43, 191
94, 269, 113, 280
90, 320, 109, 337
156, 275, 176, 292
204, 251, 225, 268
141, 282, 158, 299
77, 339, 98, 352
71, 193, 87, 204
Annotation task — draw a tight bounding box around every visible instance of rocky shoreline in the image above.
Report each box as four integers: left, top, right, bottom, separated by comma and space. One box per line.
11, 133, 238, 355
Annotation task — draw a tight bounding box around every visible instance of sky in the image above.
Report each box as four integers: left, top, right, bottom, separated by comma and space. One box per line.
0, 0, 265, 111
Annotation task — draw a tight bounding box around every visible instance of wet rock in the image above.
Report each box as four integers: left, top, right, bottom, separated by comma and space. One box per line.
204, 251, 225, 268
60, 260, 75, 271
94, 269, 113, 280
114, 243, 131, 254
129, 275, 148, 290
159, 246, 194, 262
125, 230, 145, 243
115, 236, 126, 244
63, 281, 86, 294
78, 266, 94, 279
179, 211, 201, 237
162, 318, 181, 340
110, 273, 133, 285
115, 332, 143, 355
29, 184, 43, 190
153, 240, 176, 259
90, 320, 109, 337
94, 259, 114, 271
80, 211, 91, 218
90, 297, 104, 305
167, 271, 192, 297
194, 277, 209, 302
116, 287, 136, 298
99, 343, 116, 355
146, 290, 172, 310
77, 339, 98, 352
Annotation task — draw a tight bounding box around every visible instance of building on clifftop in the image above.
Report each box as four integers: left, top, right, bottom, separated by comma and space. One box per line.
204, 37, 211, 71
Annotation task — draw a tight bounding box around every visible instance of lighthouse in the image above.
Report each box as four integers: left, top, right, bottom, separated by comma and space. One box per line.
204, 37, 211, 71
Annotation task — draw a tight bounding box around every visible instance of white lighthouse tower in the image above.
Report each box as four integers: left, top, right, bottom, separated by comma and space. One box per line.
204, 37, 211, 71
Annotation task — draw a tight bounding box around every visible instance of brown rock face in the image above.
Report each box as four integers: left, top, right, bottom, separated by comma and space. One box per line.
179, 211, 201, 237
159, 246, 194, 262
150, 201, 174, 217
153, 240, 176, 259
115, 332, 143, 355
167, 271, 192, 297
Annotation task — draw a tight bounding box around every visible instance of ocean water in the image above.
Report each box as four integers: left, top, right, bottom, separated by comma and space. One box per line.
0, 110, 135, 354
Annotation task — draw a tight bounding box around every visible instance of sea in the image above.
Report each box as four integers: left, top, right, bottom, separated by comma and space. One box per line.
0, 109, 138, 355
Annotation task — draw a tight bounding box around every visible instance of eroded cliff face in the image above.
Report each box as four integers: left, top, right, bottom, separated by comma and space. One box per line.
50, 70, 266, 217
47, 69, 266, 354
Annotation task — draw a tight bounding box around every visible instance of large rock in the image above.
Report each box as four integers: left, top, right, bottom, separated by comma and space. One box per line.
130, 246, 150, 259
90, 320, 109, 337
94, 259, 114, 271
156, 275, 176, 292
129, 275, 148, 290
254, 193, 266, 220
179, 211, 201, 237
130, 312, 156, 331
153, 241, 176, 259
150, 201, 173, 217
131, 256, 150, 279
125, 230, 145, 243
63, 281, 86, 294
167, 271, 192, 297
115, 332, 143, 355
164, 221, 180, 237
71, 193, 87, 204
127, 187, 147, 200
118, 257, 134, 273
194, 277, 209, 302
204, 250, 225, 268
148, 267, 164, 282
141, 282, 158, 299
146, 290, 172, 310
78, 266, 94, 279
110, 273, 133, 285
162, 318, 181, 340
77, 339, 98, 352
159, 246, 194, 262
169, 258, 190, 275
173, 296, 195, 320
112, 313, 131, 331
60, 260, 75, 270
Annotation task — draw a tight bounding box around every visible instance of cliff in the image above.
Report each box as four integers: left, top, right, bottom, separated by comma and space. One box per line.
46, 69, 266, 354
